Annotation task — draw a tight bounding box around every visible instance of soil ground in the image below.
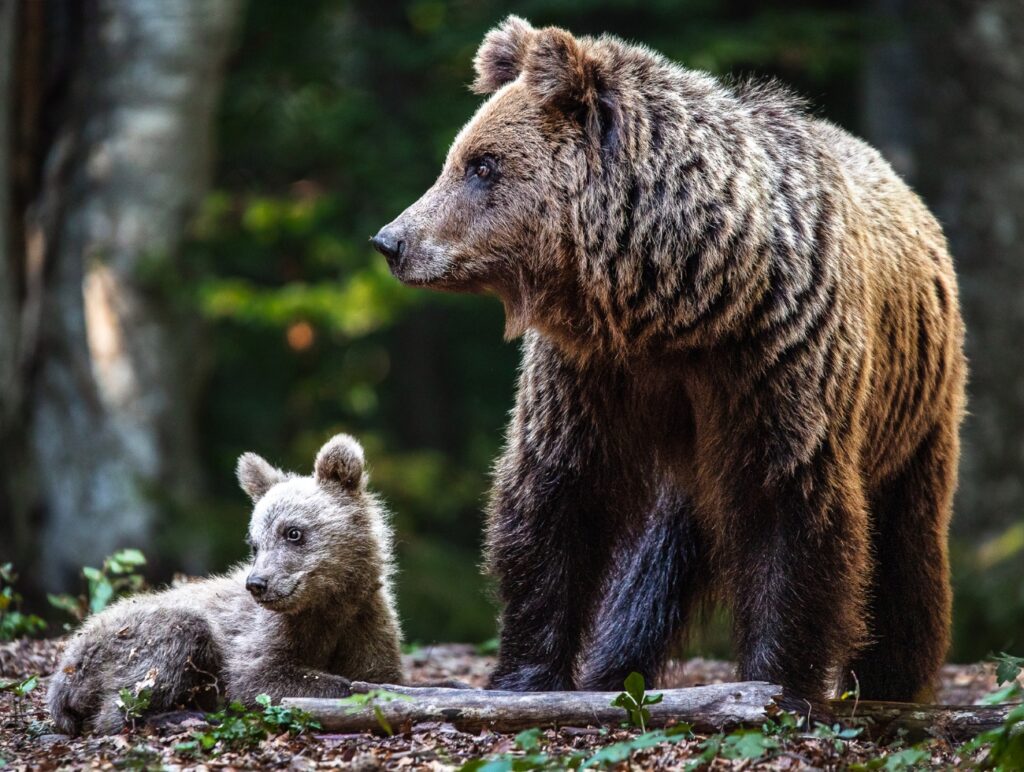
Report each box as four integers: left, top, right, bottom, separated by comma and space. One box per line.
0, 638, 1008, 770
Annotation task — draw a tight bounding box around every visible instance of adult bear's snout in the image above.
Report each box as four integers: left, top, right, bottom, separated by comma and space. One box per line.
370, 228, 405, 272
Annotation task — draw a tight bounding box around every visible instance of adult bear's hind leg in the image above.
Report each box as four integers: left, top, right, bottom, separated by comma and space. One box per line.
842, 423, 956, 702
730, 448, 872, 708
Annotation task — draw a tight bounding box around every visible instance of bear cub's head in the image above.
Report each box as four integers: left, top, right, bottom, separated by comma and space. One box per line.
236, 434, 390, 614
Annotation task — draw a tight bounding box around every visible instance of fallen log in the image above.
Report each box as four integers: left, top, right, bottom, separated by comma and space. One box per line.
281, 682, 1019, 741
283, 681, 784, 734
831, 699, 1018, 742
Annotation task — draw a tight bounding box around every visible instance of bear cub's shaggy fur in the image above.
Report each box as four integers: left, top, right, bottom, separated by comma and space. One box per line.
47, 434, 403, 735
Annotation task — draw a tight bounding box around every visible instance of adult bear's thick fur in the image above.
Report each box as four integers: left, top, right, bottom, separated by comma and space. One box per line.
373, 16, 966, 706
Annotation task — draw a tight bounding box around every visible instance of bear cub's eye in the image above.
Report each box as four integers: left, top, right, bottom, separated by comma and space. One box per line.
284, 527, 302, 543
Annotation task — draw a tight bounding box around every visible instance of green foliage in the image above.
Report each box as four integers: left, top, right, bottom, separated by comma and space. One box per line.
459, 724, 693, 771
610, 672, 662, 731
475, 638, 500, 655
993, 652, 1024, 687
48, 549, 147, 623
683, 727, 782, 768
956, 653, 1024, 771
0, 674, 39, 721
580, 726, 693, 769
176, 694, 320, 755
982, 652, 1024, 706
812, 721, 863, 751
0, 564, 46, 641
116, 670, 156, 730
850, 745, 932, 771
336, 689, 414, 736
951, 529, 1024, 661
761, 711, 803, 738
0, 674, 39, 700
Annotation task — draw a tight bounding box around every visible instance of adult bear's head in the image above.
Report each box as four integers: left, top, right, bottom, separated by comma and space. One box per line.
371, 16, 632, 339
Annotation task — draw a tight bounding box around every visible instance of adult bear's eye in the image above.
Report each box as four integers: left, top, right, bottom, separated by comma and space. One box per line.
285, 527, 302, 543
467, 156, 497, 184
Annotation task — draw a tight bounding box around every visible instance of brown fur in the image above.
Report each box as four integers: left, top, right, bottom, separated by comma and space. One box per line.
373, 17, 966, 705
47, 434, 403, 735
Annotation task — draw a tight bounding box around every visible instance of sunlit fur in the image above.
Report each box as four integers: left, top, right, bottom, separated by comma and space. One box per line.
47, 434, 402, 735
380, 17, 967, 707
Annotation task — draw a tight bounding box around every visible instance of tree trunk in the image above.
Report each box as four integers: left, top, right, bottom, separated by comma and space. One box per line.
865, 0, 1024, 539
0, 0, 32, 563
23, 0, 241, 586
0, 2, 16, 419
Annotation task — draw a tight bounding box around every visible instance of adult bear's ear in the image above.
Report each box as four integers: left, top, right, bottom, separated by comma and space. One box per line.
472, 15, 535, 94
236, 453, 287, 503
524, 26, 622, 153
314, 434, 366, 492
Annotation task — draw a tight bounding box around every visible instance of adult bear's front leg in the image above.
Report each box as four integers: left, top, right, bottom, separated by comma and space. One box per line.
486, 335, 638, 692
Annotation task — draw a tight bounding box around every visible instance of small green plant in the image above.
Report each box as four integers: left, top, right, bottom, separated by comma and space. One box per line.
255, 693, 322, 734
336, 688, 413, 736
116, 669, 157, 731
475, 637, 500, 655
955, 652, 1024, 770
580, 725, 693, 769
982, 651, 1024, 705
993, 652, 1024, 687
460, 724, 693, 771
611, 672, 663, 732
761, 711, 804, 738
460, 727, 555, 771
849, 745, 933, 771
812, 721, 863, 751
1, 674, 40, 721
718, 729, 780, 762
176, 693, 320, 755
48, 548, 147, 623
0, 564, 46, 641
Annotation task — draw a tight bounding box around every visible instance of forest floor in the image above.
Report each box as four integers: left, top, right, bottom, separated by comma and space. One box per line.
0, 638, 1009, 770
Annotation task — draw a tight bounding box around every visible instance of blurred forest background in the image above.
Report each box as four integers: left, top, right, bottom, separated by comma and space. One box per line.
0, 0, 1021, 661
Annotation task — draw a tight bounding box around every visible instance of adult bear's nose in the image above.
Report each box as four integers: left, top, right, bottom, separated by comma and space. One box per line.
370, 228, 404, 270
245, 574, 268, 597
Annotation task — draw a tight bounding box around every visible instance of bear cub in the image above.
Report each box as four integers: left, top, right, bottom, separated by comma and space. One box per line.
47, 434, 403, 735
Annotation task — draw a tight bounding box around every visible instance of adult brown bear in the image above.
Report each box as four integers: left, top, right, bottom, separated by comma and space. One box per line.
373, 16, 966, 707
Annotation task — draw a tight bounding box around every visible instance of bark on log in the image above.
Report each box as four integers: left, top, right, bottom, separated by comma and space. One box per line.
282, 683, 1017, 741
831, 699, 1018, 742
284, 682, 784, 734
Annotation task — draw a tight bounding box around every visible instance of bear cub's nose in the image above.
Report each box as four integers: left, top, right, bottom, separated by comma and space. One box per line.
245, 574, 268, 597
370, 229, 404, 269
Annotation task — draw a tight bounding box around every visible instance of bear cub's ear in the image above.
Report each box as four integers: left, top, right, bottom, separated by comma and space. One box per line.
472, 15, 535, 95
236, 453, 287, 503
314, 434, 366, 492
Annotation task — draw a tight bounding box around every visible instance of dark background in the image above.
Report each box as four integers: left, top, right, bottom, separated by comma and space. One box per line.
1, 0, 1021, 661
